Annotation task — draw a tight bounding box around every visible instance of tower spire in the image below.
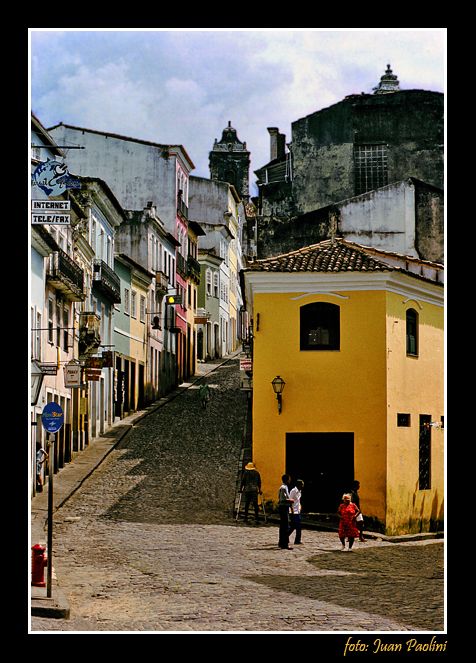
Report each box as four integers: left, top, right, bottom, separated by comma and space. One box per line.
373, 64, 400, 94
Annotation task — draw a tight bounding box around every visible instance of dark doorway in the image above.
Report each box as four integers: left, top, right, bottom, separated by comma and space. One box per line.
286, 432, 354, 513
138, 364, 145, 410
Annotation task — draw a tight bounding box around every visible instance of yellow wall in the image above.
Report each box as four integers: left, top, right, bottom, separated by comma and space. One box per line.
252, 290, 388, 523
385, 293, 444, 534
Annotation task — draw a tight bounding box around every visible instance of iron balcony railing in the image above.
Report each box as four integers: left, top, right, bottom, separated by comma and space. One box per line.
176, 252, 187, 278
92, 259, 121, 303
47, 249, 85, 301
177, 198, 188, 220
155, 270, 169, 294
187, 254, 201, 283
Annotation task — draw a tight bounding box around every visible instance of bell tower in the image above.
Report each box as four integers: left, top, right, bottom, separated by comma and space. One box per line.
209, 121, 250, 201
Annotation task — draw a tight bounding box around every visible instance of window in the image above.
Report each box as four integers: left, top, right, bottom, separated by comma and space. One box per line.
354, 144, 388, 196
300, 302, 340, 351
131, 291, 137, 318
124, 288, 130, 315
213, 273, 219, 298
406, 308, 418, 356
63, 306, 69, 352
33, 311, 41, 359
140, 295, 146, 323
419, 415, 432, 489
48, 298, 54, 344
56, 300, 62, 348
397, 413, 411, 427
206, 269, 212, 296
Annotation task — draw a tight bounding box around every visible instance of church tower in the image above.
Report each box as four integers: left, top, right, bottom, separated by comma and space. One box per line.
373, 64, 400, 94
209, 121, 250, 201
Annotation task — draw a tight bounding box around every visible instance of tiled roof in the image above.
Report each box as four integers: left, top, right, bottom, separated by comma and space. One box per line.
244, 238, 443, 283
246, 239, 395, 273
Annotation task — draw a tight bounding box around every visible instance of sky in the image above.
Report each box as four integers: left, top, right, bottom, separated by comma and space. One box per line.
30, 28, 446, 198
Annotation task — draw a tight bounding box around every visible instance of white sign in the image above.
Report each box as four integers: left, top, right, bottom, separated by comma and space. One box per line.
31, 213, 71, 225
64, 362, 81, 387
240, 358, 253, 372
31, 200, 71, 211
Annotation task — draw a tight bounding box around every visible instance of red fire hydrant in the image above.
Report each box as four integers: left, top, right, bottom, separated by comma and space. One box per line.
31, 544, 47, 587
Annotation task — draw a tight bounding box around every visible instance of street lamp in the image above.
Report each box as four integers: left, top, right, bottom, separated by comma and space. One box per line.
271, 375, 285, 414
31, 359, 44, 406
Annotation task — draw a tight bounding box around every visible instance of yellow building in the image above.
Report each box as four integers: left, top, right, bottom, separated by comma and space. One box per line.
242, 239, 444, 535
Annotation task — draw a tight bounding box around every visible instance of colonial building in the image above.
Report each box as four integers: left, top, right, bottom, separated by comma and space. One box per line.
47, 123, 199, 384
242, 238, 444, 535
254, 66, 444, 261
76, 177, 123, 438
31, 113, 86, 487
257, 177, 444, 263
189, 176, 245, 356
186, 220, 206, 376
113, 254, 154, 417
115, 202, 180, 397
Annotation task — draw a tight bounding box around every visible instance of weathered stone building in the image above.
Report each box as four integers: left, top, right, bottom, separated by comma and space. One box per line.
257, 178, 443, 264
254, 66, 444, 262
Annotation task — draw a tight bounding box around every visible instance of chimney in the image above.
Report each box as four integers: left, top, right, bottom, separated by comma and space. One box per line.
267, 127, 286, 161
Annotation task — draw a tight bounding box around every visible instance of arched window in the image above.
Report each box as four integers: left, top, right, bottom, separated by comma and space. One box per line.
300, 302, 340, 351
406, 308, 419, 356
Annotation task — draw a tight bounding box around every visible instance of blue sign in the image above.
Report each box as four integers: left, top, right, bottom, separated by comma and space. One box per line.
32, 159, 81, 196
41, 402, 64, 433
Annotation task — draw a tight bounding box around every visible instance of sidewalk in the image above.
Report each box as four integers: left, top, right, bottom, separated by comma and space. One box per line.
31, 353, 238, 619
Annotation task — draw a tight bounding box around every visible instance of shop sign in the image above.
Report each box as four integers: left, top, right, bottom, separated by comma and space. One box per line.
32, 159, 81, 197
41, 402, 64, 433
64, 361, 81, 388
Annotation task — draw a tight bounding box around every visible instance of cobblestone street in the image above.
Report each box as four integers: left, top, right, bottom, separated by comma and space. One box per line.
30, 358, 445, 633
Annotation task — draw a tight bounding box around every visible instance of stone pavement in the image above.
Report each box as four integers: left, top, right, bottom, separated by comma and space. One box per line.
30, 353, 238, 619
30, 351, 444, 632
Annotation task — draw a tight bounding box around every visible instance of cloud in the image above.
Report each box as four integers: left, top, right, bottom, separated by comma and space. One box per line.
30, 29, 445, 197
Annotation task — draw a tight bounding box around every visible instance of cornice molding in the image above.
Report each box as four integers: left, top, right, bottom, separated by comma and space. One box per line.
243, 271, 443, 313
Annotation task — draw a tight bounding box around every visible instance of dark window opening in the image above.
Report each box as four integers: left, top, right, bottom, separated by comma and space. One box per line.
419, 414, 432, 490
300, 302, 340, 351
354, 144, 388, 196
406, 308, 419, 356
397, 413, 411, 427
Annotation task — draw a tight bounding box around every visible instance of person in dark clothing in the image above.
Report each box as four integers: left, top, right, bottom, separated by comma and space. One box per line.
350, 479, 366, 542
278, 474, 294, 549
240, 462, 262, 524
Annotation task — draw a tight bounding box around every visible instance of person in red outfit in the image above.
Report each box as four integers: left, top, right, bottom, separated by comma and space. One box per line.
337, 493, 361, 551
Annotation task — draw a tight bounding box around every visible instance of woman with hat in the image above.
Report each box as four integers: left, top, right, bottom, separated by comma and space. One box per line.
240, 462, 262, 524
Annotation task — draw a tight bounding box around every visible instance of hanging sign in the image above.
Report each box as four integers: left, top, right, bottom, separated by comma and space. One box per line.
32, 159, 81, 196
41, 402, 64, 433
64, 361, 81, 388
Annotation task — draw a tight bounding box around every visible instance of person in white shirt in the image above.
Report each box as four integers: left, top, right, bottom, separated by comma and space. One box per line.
288, 480, 304, 545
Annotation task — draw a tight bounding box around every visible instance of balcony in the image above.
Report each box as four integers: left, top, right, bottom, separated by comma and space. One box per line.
177, 198, 188, 220
79, 311, 101, 358
47, 250, 85, 302
92, 259, 121, 303
155, 270, 169, 295
176, 252, 187, 279
187, 254, 201, 283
